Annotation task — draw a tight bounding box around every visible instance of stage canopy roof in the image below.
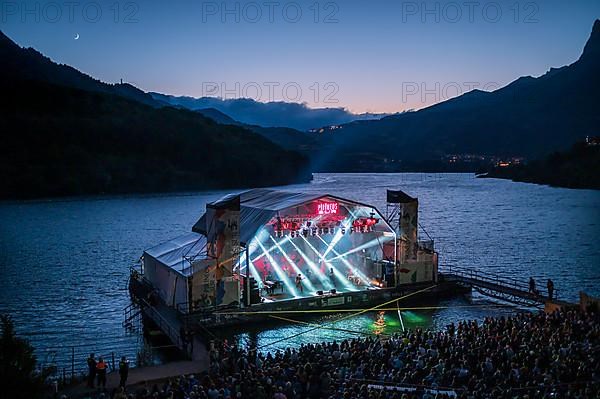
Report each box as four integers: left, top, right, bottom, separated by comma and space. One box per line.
144, 232, 207, 275
192, 188, 376, 245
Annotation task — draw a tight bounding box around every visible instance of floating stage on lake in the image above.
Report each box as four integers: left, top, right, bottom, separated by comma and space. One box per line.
126, 188, 575, 357
127, 188, 448, 355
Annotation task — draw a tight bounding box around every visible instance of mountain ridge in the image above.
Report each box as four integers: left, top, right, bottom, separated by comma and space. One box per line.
0, 29, 388, 132
0, 30, 162, 107
0, 31, 311, 199
306, 19, 600, 172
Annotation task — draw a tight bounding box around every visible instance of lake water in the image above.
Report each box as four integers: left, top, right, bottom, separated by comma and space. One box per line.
1, 173, 598, 372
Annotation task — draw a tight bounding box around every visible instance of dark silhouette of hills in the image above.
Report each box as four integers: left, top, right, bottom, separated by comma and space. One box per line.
151, 92, 390, 131
0, 30, 163, 107
194, 108, 320, 153
307, 19, 600, 172
481, 141, 600, 189
196, 108, 239, 125
0, 28, 384, 133
0, 31, 310, 199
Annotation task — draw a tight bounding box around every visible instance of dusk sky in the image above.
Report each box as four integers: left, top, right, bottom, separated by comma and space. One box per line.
2, 0, 599, 113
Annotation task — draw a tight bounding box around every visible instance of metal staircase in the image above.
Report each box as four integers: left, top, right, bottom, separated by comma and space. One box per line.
122, 302, 142, 333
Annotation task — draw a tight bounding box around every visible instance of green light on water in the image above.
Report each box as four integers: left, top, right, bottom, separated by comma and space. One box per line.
401, 311, 426, 323
386, 317, 400, 327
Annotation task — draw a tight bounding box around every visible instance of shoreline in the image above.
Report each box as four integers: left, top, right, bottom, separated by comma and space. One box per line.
477, 173, 600, 191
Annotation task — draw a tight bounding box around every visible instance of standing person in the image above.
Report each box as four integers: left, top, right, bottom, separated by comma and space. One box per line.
118, 356, 129, 388
295, 273, 303, 293
96, 356, 109, 390
529, 277, 536, 295
547, 279, 555, 300
86, 353, 97, 388
329, 267, 335, 287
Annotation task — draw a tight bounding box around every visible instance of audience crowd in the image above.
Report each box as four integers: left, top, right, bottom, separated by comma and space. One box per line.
79, 309, 599, 399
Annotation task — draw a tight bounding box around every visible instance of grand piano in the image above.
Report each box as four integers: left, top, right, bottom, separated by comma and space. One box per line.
263, 280, 284, 296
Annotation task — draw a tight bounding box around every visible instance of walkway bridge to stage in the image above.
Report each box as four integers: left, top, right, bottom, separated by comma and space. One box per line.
439, 265, 569, 307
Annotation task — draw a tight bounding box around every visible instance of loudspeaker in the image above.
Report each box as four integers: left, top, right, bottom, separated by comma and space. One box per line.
242, 277, 261, 305
316, 290, 324, 295
330, 289, 337, 294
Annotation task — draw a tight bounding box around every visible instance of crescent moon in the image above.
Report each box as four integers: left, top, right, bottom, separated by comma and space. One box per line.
74, 33, 80, 40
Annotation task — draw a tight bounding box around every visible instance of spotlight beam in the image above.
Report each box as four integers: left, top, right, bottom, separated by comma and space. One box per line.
317, 235, 373, 287
236, 251, 246, 272
321, 215, 353, 259
256, 240, 299, 297
250, 236, 290, 263
237, 249, 265, 290
269, 235, 316, 293
300, 236, 356, 291
248, 260, 264, 290
326, 236, 394, 262
288, 239, 332, 290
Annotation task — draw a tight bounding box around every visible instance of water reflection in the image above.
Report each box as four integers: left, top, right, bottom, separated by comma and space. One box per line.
214, 296, 523, 353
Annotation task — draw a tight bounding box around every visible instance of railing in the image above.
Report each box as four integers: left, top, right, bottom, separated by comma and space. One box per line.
140, 299, 185, 351
39, 340, 180, 388
358, 378, 457, 396
128, 274, 189, 354
441, 264, 528, 288
129, 264, 152, 289
38, 345, 131, 387
439, 264, 559, 301
177, 301, 236, 329
176, 301, 219, 315
123, 302, 141, 331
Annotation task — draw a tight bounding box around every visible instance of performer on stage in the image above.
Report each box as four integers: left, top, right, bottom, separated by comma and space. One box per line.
329, 267, 336, 287
295, 273, 304, 293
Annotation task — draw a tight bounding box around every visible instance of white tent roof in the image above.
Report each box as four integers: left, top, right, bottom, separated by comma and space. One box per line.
193, 189, 324, 244
222, 188, 323, 211
144, 232, 207, 275
191, 188, 391, 245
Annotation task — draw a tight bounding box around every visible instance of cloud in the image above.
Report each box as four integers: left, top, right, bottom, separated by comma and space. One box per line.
150, 94, 390, 131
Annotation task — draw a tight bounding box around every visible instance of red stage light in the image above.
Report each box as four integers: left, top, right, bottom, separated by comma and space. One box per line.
352, 217, 379, 230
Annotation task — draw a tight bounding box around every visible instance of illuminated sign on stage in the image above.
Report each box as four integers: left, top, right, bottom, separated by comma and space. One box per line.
317, 201, 338, 215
